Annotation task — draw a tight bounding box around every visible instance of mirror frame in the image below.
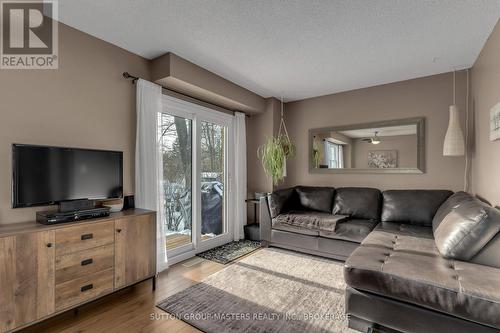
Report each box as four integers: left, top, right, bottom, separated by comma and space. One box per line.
309, 117, 425, 174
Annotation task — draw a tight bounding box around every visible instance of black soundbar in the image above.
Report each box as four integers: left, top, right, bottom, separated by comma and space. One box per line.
36, 207, 111, 225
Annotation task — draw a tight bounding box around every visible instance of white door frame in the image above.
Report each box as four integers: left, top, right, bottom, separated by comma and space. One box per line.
162, 95, 235, 265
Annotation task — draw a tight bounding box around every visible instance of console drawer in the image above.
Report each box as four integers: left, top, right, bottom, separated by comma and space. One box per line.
55, 221, 114, 255
55, 268, 114, 311
55, 245, 114, 284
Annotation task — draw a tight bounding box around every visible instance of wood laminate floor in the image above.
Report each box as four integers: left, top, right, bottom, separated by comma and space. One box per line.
166, 234, 212, 250
19, 251, 255, 333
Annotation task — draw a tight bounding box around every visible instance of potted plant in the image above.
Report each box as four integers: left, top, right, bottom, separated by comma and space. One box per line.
258, 97, 296, 185
258, 135, 296, 184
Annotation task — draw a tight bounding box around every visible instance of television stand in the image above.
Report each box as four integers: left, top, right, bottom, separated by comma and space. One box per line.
0, 209, 156, 332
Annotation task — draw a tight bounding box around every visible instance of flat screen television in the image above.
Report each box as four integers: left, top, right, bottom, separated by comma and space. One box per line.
12, 144, 123, 208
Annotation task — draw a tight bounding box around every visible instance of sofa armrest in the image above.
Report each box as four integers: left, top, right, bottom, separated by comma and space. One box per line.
259, 195, 272, 244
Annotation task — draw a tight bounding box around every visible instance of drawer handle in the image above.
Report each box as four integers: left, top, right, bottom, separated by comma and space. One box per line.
81, 258, 93, 266
81, 233, 93, 240
81, 284, 93, 292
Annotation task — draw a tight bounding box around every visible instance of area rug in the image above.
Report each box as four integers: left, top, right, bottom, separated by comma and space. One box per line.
158, 248, 354, 333
196, 240, 261, 264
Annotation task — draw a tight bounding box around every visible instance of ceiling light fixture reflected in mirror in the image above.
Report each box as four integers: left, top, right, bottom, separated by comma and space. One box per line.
362, 131, 381, 144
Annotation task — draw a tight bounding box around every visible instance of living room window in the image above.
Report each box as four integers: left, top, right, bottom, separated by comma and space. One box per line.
324, 141, 344, 168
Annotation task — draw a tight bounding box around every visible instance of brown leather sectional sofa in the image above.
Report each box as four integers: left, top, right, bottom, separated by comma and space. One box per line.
259, 186, 500, 333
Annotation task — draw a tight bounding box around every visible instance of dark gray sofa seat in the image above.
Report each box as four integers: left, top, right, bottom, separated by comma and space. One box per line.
262, 186, 500, 331
345, 225, 500, 330
320, 219, 378, 243
345, 190, 500, 332
375, 221, 434, 239
261, 186, 381, 260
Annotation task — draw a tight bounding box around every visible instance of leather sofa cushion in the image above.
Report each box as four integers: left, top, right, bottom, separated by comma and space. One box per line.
320, 219, 378, 243
432, 191, 476, 233
364, 224, 438, 255
295, 186, 335, 213
332, 187, 381, 220
472, 233, 500, 268
381, 190, 453, 226
268, 188, 297, 218
345, 228, 500, 329
434, 197, 500, 261
272, 211, 347, 236
374, 221, 434, 239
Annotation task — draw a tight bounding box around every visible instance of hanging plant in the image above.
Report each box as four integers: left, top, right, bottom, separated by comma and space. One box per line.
257, 97, 296, 185
312, 149, 320, 168
312, 135, 320, 168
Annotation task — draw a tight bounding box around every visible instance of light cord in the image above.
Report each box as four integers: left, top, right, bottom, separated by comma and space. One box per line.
453, 70, 456, 105
281, 95, 284, 117
464, 69, 470, 192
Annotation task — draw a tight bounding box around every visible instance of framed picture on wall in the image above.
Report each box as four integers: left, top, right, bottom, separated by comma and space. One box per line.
490, 102, 500, 141
368, 150, 398, 168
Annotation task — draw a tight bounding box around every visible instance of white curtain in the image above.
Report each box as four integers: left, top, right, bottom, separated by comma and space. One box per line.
135, 79, 168, 272
234, 112, 247, 240
324, 140, 332, 167
338, 145, 344, 168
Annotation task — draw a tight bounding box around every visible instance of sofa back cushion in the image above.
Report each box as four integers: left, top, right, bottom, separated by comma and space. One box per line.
332, 187, 381, 220
434, 197, 500, 261
295, 186, 335, 213
432, 191, 476, 233
471, 233, 500, 268
381, 190, 453, 226
268, 188, 297, 218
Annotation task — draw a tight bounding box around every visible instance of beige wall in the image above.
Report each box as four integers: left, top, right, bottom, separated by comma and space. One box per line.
246, 98, 280, 222
0, 23, 150, 224
281, 72, 467, 191
246, 98, 280, 194
471, 20, 500, 206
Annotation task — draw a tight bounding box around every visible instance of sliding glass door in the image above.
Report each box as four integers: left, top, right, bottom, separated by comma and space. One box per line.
159, 95, 234, 263
200, 121, 226, 241
158, 113, 193, 251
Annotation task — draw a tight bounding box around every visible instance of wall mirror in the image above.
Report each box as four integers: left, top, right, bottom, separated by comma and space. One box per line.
309, 117, 425, 174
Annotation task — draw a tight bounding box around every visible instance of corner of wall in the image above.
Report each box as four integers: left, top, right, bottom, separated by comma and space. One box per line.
470, 19, 500, 206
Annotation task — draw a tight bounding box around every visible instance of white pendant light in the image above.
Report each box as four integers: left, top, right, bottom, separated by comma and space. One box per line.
443, 71, 465, 156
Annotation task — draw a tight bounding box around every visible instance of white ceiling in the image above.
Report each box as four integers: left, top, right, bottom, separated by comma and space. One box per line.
57, 1, 500, 101
339, 125, 417, 138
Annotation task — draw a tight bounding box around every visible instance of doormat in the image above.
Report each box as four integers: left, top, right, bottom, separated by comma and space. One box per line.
196, 240, 261, 264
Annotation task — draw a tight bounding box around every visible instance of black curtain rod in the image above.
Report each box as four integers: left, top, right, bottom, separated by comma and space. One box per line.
123, 72, 139, 84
